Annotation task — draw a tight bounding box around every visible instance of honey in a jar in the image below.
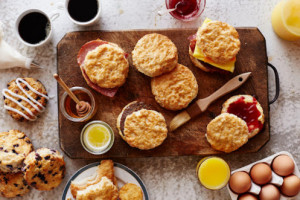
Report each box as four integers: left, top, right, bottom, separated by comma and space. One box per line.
64, 90, 91, 118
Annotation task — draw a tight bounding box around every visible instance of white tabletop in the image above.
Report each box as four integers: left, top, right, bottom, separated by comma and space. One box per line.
0, 0, 300, 199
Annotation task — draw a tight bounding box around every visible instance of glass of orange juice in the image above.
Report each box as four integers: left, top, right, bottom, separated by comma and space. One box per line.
196, 157, 231, 190
271, 0, 300, 41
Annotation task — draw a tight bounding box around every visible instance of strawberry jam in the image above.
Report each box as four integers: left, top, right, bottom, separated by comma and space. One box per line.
166, 0, 205, 21
227, 96, 263, 132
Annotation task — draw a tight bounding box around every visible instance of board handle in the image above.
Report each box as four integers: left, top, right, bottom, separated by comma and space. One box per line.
268, 63, 280, 105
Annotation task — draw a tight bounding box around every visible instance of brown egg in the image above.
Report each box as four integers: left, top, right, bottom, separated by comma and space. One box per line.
238, 193, 258, 200
272, 155, 295, 176
259, 184, 280, 200
250, 163, 272, 185
280, 175, 300, 197
229, 171, 252, 194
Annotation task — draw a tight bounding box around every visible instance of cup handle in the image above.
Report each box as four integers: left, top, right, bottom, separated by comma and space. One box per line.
50, 11, 60, 22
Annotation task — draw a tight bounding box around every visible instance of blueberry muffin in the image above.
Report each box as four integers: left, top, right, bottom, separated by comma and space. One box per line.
22, 148, 65, 191
0, 130, 33, 173
2, 78, 49, 122
0, 172, 30, 198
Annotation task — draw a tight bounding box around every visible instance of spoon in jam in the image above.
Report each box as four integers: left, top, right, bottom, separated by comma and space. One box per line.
158, 1, 184, 16
53, 74, 91, 117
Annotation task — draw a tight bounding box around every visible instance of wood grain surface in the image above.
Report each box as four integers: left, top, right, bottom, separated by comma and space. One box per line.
57, 28, 269, 159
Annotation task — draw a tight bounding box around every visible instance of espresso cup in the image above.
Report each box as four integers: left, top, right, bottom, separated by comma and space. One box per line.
15, 9, 58, 47
65, 0, 102, 26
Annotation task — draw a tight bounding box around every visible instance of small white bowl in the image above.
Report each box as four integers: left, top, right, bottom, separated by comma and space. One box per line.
65, 0, 102, 26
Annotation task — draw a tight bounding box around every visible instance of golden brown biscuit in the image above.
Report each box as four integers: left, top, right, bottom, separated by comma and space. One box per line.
206, 113, 249, 153
119, 183, 143, 200
76, 177, 118, 200
151, 64, 198, 110
0, 130, 33, 173
221, 95, 264, 138
124, 109, 168, 150
132, 33, 178, 77
84, 43, 129, 88
70, 160, 117, 198
0, 172, 30, 198
197, 21, 240, 64
2, 78, 48, 122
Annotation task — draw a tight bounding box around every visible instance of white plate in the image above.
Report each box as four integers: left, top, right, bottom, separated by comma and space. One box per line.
62, 162, 149, 200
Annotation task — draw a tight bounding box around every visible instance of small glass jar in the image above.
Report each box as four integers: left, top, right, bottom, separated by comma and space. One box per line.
60, 87, 97, 122
80, 121, 114, 155
165, 0, 206, 21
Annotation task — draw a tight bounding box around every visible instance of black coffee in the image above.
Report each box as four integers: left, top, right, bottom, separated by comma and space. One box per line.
68, 0, 98, 22
18, 12, 50, 44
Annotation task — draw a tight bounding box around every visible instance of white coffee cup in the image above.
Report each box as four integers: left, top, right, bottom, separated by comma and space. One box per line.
65, 0, 102, 26
15, 9, 59, 47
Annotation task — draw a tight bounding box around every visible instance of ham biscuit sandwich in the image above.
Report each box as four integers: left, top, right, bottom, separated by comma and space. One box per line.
77, 40, 129, 97
189, 18, 241, 73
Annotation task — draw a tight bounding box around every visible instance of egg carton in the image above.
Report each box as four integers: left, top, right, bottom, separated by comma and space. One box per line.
226, 151, 300, 200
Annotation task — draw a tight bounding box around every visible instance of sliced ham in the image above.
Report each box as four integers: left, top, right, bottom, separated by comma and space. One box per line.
77, 40, 108, 66
77, 40, 125, 98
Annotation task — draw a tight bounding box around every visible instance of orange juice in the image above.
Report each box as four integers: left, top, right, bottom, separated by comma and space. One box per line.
196, 157, 231, 190
272, 0, 300, 41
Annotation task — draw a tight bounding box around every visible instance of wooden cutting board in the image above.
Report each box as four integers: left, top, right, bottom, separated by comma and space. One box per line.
57, 28, 269, 159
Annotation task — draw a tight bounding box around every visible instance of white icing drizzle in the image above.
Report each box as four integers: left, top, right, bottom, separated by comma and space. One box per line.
2, 78, 49, 121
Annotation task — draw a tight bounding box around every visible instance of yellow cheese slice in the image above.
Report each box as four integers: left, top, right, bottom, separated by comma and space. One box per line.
192, 18, 236, 73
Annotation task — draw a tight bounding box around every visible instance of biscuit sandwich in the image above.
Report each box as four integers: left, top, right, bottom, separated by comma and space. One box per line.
132, 33, 178, 77
188, 18, 241, 73
117, 101, 168, 150
151, 64, 198, 110
221, 94, 264, 138
206, 113, 249, 153
77, 39, 129, 97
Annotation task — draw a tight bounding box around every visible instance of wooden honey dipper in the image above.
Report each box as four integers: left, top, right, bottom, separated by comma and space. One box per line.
53, 74, 91, 117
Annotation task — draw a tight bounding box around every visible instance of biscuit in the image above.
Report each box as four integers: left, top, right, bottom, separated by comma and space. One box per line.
132, 33, 178, 77
2, 78, 48, 122
0, 172, 30, 198
83, 43, 129, 88
0, 130, 33, 173
76, 177, 118, 200
221, 95, 264, 138
119, 183, 143, 200
22, 148, 65, 191
151, 64, 198, 110
206, 113, 249, 153
123, 109, 168, 150
70, 160, 117, 198
117, 101, 153, 140
196, 21, 240, 64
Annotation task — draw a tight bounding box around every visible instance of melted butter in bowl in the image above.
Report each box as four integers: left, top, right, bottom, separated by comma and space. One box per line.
81, 121, 114, 155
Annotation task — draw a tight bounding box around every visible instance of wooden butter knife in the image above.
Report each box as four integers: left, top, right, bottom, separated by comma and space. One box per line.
169, 72, 252, 131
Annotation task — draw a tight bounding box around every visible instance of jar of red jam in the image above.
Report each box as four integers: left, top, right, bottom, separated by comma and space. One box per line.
165, 0, 206, 21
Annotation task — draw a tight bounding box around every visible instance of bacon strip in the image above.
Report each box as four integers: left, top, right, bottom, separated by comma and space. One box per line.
77, 40, 121, 97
